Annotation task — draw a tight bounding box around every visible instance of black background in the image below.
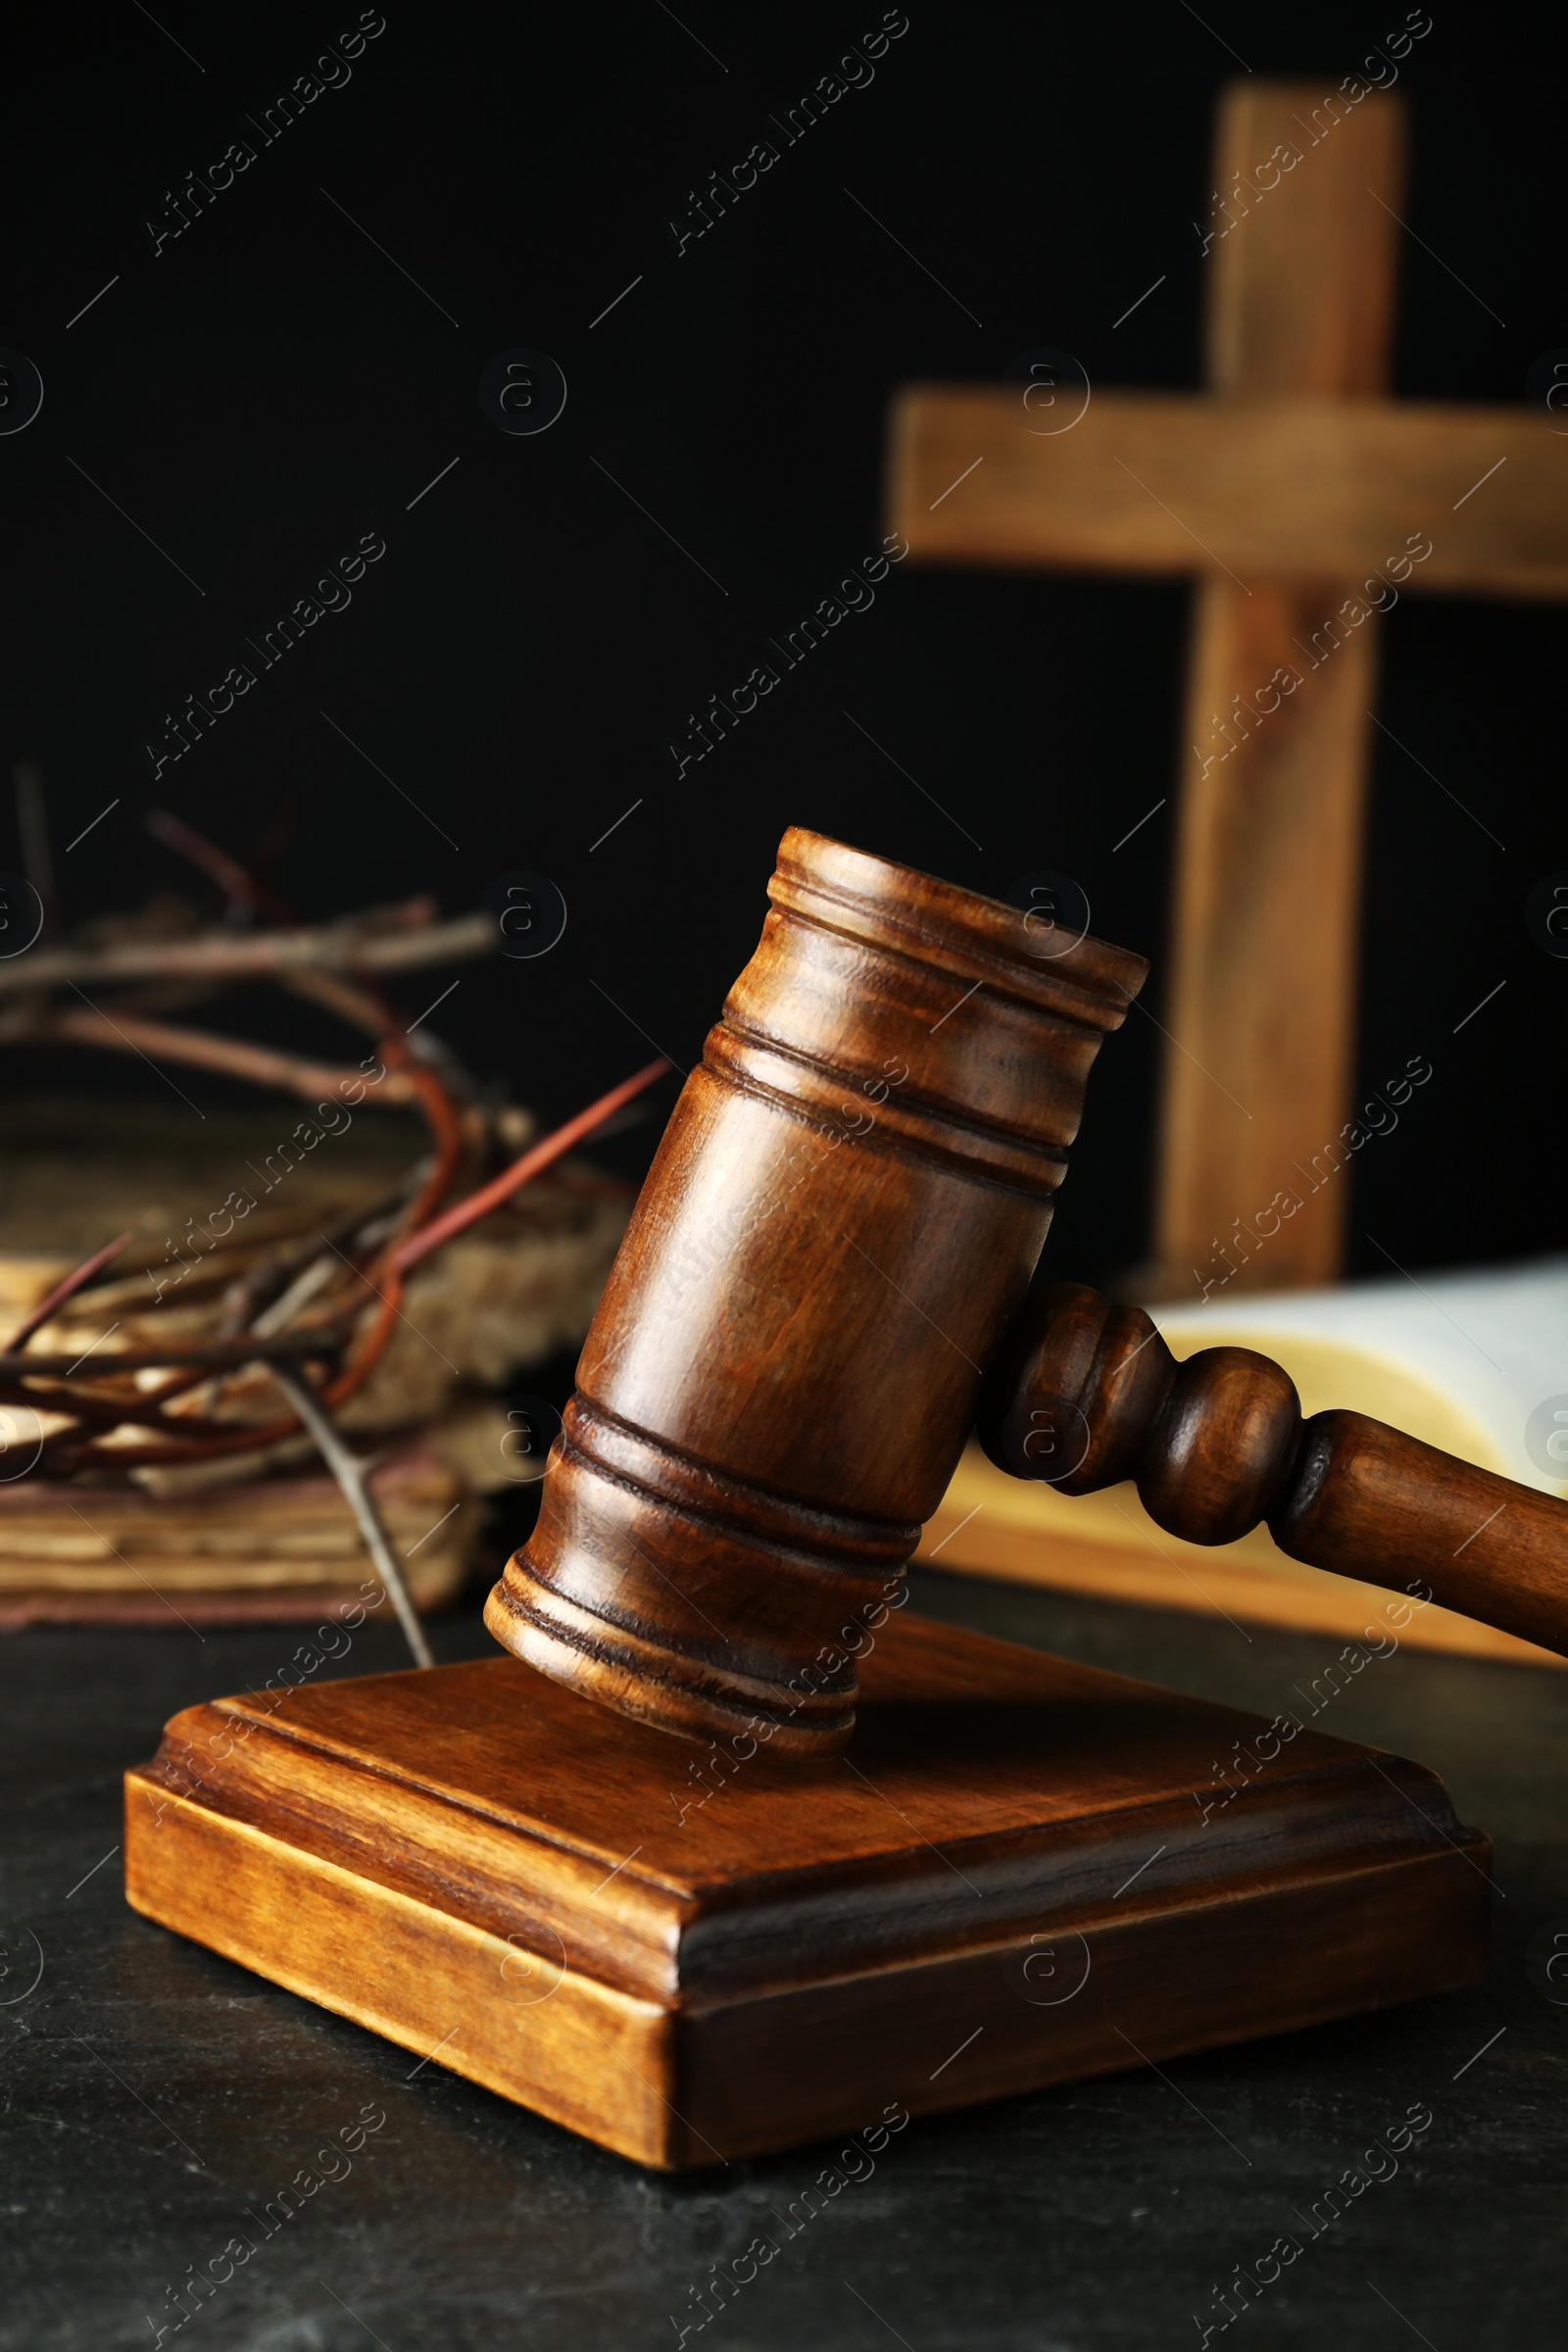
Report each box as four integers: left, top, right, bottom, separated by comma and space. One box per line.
3, 0, 1562, 1294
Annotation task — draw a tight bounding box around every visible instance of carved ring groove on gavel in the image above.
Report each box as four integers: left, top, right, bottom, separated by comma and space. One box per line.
486, 827, 1149, 1752
486, 827, 1568, 1752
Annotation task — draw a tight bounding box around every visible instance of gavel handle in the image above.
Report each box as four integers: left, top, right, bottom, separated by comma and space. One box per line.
1271, 1412, 1568, 1653
976, 1282, 1568, 1661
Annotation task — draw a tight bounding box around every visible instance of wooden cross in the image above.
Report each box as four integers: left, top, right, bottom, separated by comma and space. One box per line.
886, 80, 1568, 1295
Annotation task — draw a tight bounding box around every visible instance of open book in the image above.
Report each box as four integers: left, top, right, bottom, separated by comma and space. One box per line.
918, 1258, 1568, 1667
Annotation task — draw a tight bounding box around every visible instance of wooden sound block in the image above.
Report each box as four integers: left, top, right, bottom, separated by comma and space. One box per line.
123, 1614, 1489, 2170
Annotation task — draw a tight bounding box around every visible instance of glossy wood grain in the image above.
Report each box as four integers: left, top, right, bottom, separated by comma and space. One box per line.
486, 829, 1148, 1752
980, 1283, 1568, 1659
914, 1453, 1567, 1667
124, 1610, 1489, 2169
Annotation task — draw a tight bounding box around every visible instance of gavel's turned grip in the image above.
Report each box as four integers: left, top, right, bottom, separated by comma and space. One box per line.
978, 1283, 1568, 1661
1277, 1412, 1568, 1655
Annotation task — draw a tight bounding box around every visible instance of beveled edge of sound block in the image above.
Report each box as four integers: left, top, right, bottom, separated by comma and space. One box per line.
122, 1614, 1492, 2169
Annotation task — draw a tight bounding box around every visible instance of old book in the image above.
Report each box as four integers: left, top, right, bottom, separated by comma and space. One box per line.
0, 1102, 626, 1622
918, 1258, 1568, 1667
0, 1446, 469, 1628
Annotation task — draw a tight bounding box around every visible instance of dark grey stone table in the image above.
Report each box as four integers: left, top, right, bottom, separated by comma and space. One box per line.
4, 1566, 1565, 2350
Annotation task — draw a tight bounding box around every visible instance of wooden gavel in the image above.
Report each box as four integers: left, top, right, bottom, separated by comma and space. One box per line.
978, 1281, 1568, 1661
486, 828, 1568, 1751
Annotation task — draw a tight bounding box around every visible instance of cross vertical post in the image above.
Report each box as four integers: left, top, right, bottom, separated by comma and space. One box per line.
1158, 84, 1405, 1296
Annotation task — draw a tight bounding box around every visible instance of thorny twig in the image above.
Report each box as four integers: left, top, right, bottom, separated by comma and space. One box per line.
21, 1005, 421, 1105
0, 809, 673, 1514
0, 1059, 672, 1472
395, 1058, 670, 1272
0, 903, 492, 996
5, 1232, 131, 1352
0, 1317, 355, 1384
270, 1360, 435, 1670
144, 807, 293, 925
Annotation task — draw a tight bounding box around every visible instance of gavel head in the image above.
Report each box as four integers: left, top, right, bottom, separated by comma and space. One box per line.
484, 828, 1148, 1754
